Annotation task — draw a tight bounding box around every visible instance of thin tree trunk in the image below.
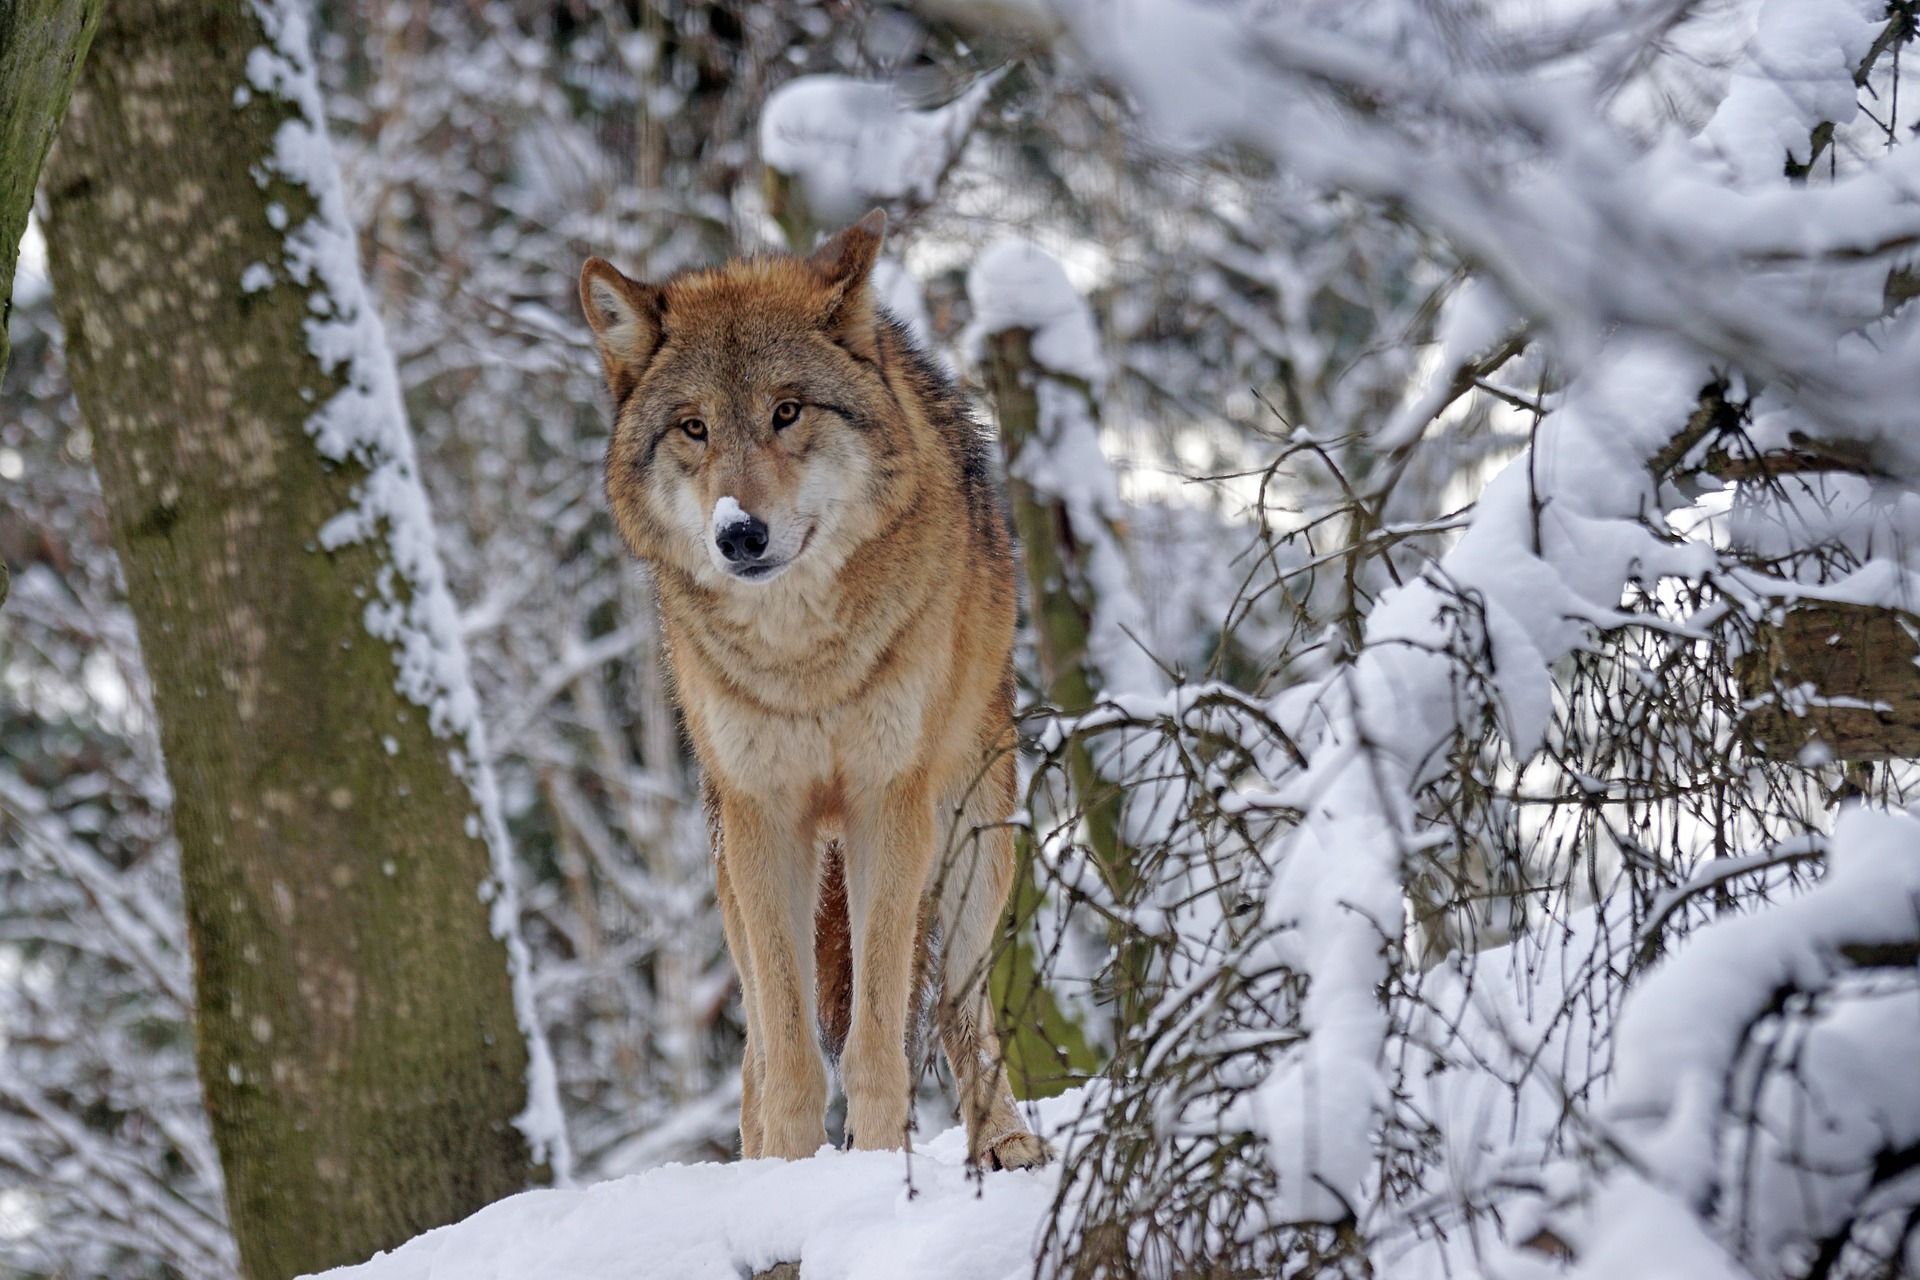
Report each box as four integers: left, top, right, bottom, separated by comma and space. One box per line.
980, 329, 1132, 887
41, 2, 551, 1275
0, 0, 100, 383
980, 326, 1153, 1038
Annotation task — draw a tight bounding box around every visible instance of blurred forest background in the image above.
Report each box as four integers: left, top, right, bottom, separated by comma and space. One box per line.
5, 0, 1920, 1277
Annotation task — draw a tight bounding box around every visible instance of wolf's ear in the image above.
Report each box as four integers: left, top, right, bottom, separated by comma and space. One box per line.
579, 257, 665, 404
807, 208, 886, 361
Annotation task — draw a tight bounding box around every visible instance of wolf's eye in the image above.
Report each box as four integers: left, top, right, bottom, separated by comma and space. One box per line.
771, 400, 802, 429
680, 418, 707, 441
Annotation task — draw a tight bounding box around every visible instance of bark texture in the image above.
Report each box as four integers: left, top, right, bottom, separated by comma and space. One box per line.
0, 0, 99, 381
981, 329, 1130, 884
42, 2, 540, 1276
980, 326, 1133, 1084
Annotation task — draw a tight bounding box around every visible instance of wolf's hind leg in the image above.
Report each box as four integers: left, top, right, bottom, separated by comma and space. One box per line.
937, 978, 1050, 1168
936, 773, 1052, 1171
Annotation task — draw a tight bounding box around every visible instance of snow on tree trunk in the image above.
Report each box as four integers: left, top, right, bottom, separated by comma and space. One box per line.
967, 239, 1167, 1040
969, 318, 1115, 1090
41, 0, 564, 1274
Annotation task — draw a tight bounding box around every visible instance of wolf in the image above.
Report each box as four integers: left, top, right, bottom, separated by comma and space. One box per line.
579, 210, 1051, 1170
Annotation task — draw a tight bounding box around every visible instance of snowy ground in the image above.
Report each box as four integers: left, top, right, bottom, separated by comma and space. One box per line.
308, 1095, 1083, 1280
304, 908, 1617, 1280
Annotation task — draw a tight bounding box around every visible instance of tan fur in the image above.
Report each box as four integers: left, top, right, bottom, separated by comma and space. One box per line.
581, 212, 1050, 1170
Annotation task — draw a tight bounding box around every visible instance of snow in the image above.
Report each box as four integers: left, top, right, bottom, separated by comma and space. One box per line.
1698, 0, 1881, 184
243, 0, 568, 1175
759, 72, 1000, 225
963, 240, 1148, 696
963, 239, 1106, 390
964, 239, 1173, 869
980, 0, 1920, 1242
1246, 335, 1715, 1219
1047, 0, 1920, 447
873, 256, 941, 360
1609, 805, 1920, 1210
1473, 805, 1920, 1275
306, 1096, 1082, 1280
712, 495, 748, 532
1558, 1177, 1756, 1280
1377, 277, 1517, 452
1383, 907, 1630, 1277
1722, 460, 1920, 615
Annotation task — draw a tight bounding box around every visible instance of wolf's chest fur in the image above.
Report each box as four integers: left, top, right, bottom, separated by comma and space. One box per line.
658, 520, 967, 807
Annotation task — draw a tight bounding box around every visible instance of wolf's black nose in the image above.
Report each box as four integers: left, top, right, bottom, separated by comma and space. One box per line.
716, 515, 770, 563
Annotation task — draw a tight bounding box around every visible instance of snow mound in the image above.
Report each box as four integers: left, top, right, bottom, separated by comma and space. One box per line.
307, 1095, 1083, 1280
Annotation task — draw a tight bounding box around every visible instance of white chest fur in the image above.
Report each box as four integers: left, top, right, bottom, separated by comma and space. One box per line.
689, 643, 940, 801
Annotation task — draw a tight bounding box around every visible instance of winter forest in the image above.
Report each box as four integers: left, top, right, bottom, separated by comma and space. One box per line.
4, 0, 1920, 1276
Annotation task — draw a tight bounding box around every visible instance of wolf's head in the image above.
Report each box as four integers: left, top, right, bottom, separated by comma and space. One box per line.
581, 210, 920, 588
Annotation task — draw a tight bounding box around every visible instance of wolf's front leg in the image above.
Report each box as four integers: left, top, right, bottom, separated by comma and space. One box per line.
713, 849, 766, 1157
841, 774, 937, 1151
719, 790, 827, 1160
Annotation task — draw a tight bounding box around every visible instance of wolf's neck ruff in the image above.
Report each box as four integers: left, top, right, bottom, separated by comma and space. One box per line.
582, 211, 1050, 1171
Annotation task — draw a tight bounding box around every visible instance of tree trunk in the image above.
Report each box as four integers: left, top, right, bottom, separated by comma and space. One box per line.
0, 0, 99, 383
41, 2, 551, 1276
980, 329, 1131, 888
980, 326, 1153, 1039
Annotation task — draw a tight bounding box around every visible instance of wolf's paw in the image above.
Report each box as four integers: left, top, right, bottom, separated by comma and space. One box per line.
983, 1131, 1053, 1171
